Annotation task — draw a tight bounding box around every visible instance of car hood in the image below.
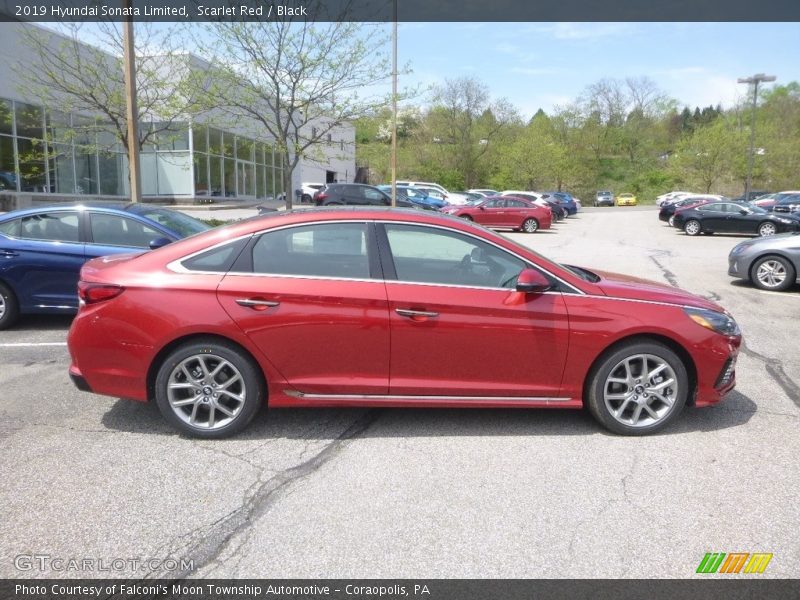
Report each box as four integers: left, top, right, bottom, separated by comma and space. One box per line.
590, 269, 721, 311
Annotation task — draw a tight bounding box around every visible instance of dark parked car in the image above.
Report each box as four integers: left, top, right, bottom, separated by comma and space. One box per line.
541, 191, 579, 216
500, 192, 566, 222
0, 204, 209, 329
730, 190, 770, 203
67, 207, 741, 438
658, 195, 727, 226
729, 232, 800, 292
673, 201, 800, 237
772, 193, 800, 214
313, 183, 416, 209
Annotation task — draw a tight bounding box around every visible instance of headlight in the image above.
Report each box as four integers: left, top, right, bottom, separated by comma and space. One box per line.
730, 242, 752, 256
684, 307, 740, 337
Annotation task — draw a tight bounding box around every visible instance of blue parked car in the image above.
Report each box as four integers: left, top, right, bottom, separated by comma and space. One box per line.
0, 204, 210, 329
378, 185, 447, 210
541, 191, 579, 216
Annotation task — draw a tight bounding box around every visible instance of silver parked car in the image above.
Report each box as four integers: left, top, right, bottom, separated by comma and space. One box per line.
728, 232, 800, 291
594, 191, 614, 207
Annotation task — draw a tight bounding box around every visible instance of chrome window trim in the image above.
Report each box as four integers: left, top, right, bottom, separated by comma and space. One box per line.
166, 217, 585, 294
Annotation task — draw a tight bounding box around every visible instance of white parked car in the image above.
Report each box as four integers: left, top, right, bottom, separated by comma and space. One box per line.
298, 182, 325, 203
656, 191, 693, 207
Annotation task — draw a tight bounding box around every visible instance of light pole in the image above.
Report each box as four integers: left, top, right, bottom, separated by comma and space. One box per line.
122, 0, 142, 203
737, 73, 775, 201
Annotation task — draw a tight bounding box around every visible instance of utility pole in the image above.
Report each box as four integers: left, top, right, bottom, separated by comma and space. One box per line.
123, 1, 142, 203
737, 73, 775, 201
390, 0, 397, 207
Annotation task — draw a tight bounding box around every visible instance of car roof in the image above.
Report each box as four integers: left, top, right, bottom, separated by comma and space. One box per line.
0, 203, 136, 220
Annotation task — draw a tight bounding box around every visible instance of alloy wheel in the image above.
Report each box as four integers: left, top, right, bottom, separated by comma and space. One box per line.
603, 354, 679, 428
668, 216, 675, 227
0, 294, 5, 320
522, 218, 538, 233
755, 259, 788, 289
684, 220, 701, 236
166, 353, 247, 430
759, 222, 777, 237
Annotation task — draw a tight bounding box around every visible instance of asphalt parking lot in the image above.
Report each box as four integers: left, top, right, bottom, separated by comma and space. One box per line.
1, 206, 798, 579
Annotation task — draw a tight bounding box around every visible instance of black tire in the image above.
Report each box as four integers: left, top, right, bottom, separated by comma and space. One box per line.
301, 193, 312, 203
683, 219, 702, 236
0, 281, 20, 330
586, 340, 688, 436
521, 218, 539, 233
751, 255, 796, 292
154, 339, 265, 439
460, 214, 473, 221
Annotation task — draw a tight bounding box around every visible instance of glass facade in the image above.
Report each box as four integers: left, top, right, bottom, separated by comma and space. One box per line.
0, 96, 283, 200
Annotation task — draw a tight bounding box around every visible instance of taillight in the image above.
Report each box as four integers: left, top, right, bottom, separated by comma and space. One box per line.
78, 281, 124, 304
315, 192, 328, 204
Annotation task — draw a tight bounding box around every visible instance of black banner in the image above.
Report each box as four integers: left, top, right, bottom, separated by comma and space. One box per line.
1, 0, 800, 22
3, 580, 800, 600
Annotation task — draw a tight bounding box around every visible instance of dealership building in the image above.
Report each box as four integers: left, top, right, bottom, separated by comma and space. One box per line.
0, 22, 355, 206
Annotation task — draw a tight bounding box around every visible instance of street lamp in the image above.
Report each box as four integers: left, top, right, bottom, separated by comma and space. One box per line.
737, 73, 775, 201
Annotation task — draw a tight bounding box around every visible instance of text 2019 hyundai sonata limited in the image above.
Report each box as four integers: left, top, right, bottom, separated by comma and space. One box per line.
67, 208, 742, 438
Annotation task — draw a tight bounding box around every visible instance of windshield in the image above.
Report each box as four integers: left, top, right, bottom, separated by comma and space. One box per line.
127, 207, 211, 237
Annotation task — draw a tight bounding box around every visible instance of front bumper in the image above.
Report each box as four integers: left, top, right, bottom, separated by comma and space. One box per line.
69, 365, 92, 392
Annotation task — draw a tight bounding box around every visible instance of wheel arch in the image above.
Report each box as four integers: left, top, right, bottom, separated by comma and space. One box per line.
582, 333, 698, 407
146, 333, 268, 405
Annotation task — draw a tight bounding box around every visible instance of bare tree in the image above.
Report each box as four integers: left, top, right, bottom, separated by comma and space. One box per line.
17, 23, 202, 190
195, 21, 396, 208
426, 77, 519, 188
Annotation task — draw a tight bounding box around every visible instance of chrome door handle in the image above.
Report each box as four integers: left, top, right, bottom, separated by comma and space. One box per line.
395, 308, 439, 318
236, 298, 280, 308
0, 250, 18, 257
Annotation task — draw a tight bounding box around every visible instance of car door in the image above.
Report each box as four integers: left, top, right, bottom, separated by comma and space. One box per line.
216, 221, 390, 394
12, 211, 85, 310
696, 203, 726, 230
86, 212, 174, 259
379, 222, 570, 397
474, 198, 506, 226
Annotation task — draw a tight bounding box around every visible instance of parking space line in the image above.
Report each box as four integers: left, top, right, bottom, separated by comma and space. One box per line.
0, 342, 68, 347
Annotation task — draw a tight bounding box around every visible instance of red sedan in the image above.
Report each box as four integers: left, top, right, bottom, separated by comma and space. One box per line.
440, 195, 552, 232
68, 208, 741, 438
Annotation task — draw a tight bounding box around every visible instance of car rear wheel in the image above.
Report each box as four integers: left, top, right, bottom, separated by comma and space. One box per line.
0, 281, 20, 330
301, 193, 312, 203
751, 255, 795, 291
758, 222, 777, 237
586, 341, 688, 435
668, 216, 675, 227
684, 219, 701, 236
521, 218, 539, 233
460, 214, 473, 221
155, 340, 264, 438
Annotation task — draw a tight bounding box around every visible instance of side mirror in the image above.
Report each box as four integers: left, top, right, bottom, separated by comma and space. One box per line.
479, 205, 486, 210
739, 209, 748, 215
516, 268, 551, 293
149, 237, 172, 250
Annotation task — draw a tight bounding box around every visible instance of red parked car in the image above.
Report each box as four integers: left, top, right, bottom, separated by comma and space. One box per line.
440, 195, 552, 233
68, 208, 741, 438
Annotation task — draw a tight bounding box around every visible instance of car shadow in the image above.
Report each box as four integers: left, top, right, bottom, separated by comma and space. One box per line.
100, 390, 757, 439
11, 314, 75, 331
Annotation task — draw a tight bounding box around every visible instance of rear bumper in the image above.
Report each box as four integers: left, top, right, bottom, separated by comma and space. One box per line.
69, 365, 92, 393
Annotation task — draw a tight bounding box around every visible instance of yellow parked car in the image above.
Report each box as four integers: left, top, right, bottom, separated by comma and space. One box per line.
616, 193, 638, 206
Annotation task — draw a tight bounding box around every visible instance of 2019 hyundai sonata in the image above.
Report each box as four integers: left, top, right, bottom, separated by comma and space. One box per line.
68, 208, 741, 438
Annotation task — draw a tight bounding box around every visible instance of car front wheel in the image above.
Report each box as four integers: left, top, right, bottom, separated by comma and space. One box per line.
751, 255, 795, 291
684, 219, 701, 236
586, 341, 688, 435
521, 218, 539, 233
155, 340, 264, 438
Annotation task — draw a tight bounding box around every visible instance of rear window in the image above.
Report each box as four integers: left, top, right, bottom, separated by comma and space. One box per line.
0, 218, 20, 237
